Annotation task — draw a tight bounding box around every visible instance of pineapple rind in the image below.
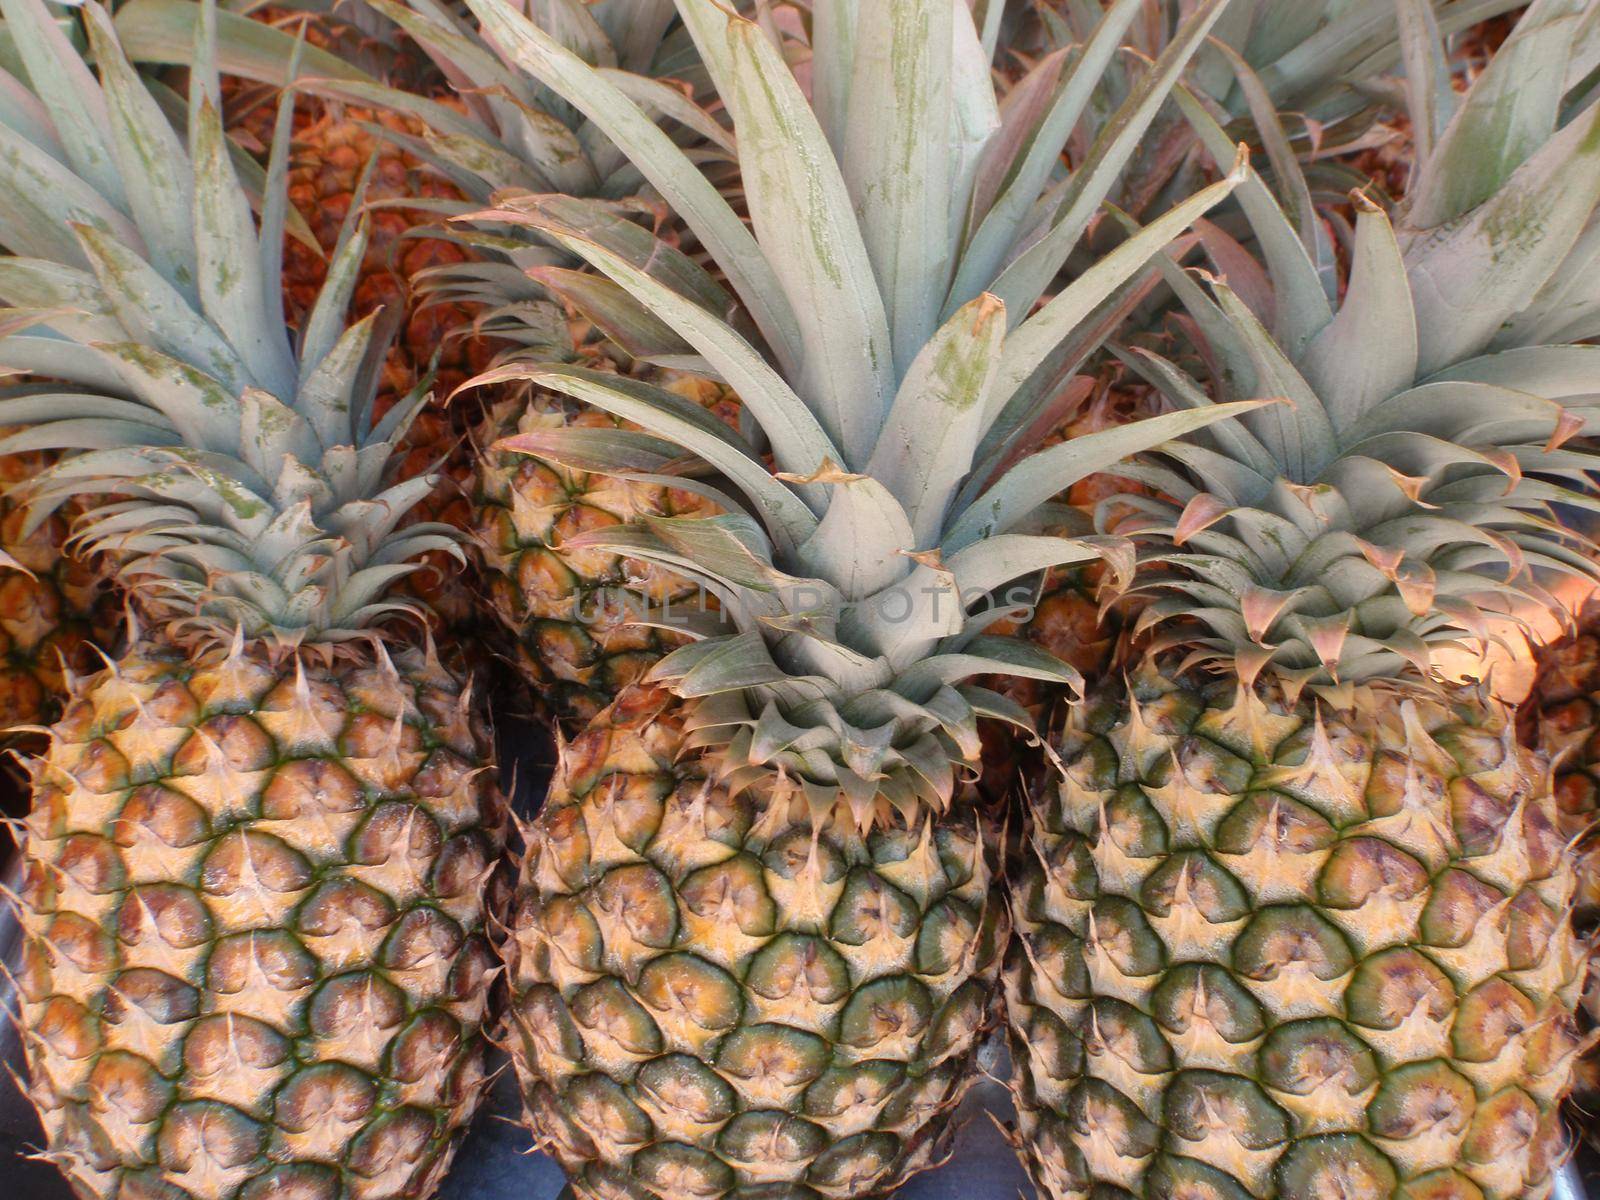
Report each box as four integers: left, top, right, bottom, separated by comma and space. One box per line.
472, 386, 726, 726
1523, 597, 1600, 1127
0, 454, 117, 733
15, 637, 503, 1200
1009, 667, 1582, 1200
504, 685, 1007, 1200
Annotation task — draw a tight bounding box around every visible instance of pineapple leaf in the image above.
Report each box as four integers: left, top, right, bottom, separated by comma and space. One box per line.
947, 1, 1000, 241
943, 533, 1105, 599
1393, 0, 1452, 167
0, 64, 62, 162
1210, 39, 1332, 295
515, 194, 737, 319
0, 0, 123, 210
0, 121, 140, 267
1403, 98, 1600, 374
1171, 86, 1332, 350
295, 313, 377, 452
0, 415, 182, 452
522, 224, 840, 487
495, 362, 817, 552
795, 475, 917, 601
841, 0, 953, 375
1408, 0, 1588, 227
498, 424, 695, 475
811, 0, 859, 154
80, 1, 198, 305
682, 0, 893, 459
944, 399, 1273, 552
949, 0, 1142, 312
191, 97, 297, 400
460, 0, 803, 372
594, 0, 676, 74
1430, 344, 1600, 399
984, 0, 1234, 324
297, 222, 369, 395
0, 390, 168, 428
1492, 217, 1600, 346
255, 29, 303, 343
994, 165, 1245, 420
530, 0, 616, 67
652, 631, 798, 695
0, 336, 132, 392
73, 223, 251, 403
1115, 345, 1280, 482
1209, 282, 1338, 482
528, 266, 690, 358
1300, 196, 1418, 433
598, 65, 735, 154
894, 635, 1080, 695
113, 0, 371, 84
867, 293, 1005, 549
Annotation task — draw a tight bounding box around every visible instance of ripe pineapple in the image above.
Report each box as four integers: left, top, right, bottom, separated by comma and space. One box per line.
458, 0, 1260, 1195
1007, 5, 1600, 1195
0, 5, 502, 1198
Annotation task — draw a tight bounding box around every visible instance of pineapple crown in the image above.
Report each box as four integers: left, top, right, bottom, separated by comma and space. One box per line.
1020, 0, 1534, 237
146, 0, 723, 352
352, 0, 721, 348
0, 0, 459, 643
1111, 0, 1600, 686
460, 0, 1260, 824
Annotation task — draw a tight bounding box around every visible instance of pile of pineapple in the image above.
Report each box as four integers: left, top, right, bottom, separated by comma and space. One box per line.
4, 1, 1600, 1199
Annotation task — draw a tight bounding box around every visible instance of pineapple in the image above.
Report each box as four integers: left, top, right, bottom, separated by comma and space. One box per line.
1006, 4, 1600, 1196
123, 0, 738, 720
0, 4, 503, 1198
456, 0, 1261, 1195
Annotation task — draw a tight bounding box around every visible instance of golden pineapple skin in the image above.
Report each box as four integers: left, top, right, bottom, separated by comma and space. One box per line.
14, 637, 504, 1200
472, 384, 732, 725
0, 446, 118, 740
502, 685, 1008, 1200
1522, 598, 1600, 1127
1007, 668, 1582, 1200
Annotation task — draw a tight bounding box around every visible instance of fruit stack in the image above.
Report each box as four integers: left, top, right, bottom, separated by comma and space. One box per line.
3, 2, 1599, 1200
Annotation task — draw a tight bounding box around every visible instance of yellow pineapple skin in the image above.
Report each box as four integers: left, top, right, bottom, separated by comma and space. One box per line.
472, 386, 730, 726
502, 685, 1008, 1200
14, 637, 504, 1200
1007, 668, 1582, 1200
